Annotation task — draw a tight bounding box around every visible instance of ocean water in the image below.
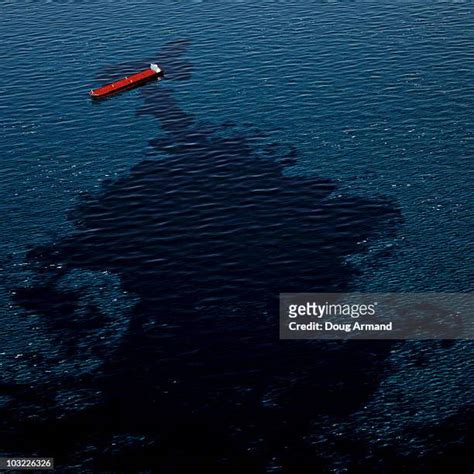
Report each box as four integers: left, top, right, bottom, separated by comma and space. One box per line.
1, 2, 473, 472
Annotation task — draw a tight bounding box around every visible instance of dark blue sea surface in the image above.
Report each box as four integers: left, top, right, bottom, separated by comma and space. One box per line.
1, 2, 473, 472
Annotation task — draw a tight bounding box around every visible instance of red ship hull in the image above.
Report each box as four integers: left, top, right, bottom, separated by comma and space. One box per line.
90, 65, 163, 99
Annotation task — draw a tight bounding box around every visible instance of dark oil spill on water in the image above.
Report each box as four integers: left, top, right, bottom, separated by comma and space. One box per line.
4, 41, 470, 473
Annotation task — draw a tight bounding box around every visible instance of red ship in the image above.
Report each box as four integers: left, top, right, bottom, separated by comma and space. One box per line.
89, 64, 163, 99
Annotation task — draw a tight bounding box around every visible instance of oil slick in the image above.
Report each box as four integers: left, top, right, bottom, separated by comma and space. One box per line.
6, 40, 403, 471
